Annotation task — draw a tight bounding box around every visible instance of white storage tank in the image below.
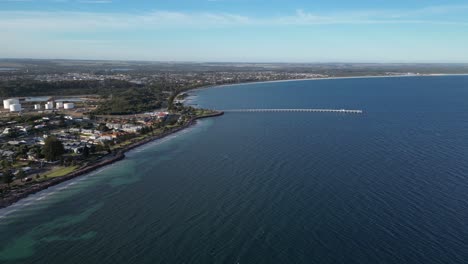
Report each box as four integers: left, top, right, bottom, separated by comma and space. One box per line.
45, 102, 54, 110
9, 104, 22, 112
3, 98, 20, 110
34, 104, 41, 110
64, 103, 75, 109
56, 102, 64, 109
3, 99, 10, 109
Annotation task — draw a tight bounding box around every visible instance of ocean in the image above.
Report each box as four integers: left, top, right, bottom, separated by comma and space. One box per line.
1, 76, 468, 263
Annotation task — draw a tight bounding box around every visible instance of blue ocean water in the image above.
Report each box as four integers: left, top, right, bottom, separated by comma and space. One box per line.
1, 76, 468, 263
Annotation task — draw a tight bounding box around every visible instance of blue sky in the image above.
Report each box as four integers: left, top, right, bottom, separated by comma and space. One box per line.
1, 0, 468, 62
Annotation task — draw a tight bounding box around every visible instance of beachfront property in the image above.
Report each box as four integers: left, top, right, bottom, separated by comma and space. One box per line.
121, 124, 143, 133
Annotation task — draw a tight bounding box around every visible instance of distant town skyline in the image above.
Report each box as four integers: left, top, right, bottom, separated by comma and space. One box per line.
1, 0, 468, 62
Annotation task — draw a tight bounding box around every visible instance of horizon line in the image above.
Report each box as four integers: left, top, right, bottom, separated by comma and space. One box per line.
2, 57, 468, 65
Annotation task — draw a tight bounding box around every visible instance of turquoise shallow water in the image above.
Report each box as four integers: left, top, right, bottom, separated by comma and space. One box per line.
1, 76, 468, 263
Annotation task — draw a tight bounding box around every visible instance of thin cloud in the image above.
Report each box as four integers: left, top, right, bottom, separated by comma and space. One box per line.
0, 5, 467, 33
78, 0, 112, 3
0, 0, 34, 2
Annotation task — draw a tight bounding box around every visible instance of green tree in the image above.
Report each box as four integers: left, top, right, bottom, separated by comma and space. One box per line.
58, 115, 66, 128
1, 159, 11, 170
17, 170, 26, 182
18, 145, 29, 158
65, 156, 73, 166
89, 145, 96, 154
42, 136, 65, 161
7, 128, 19, 138
2, 170, 13, 187
82, 145, 90, 158
97, 123, 110, 132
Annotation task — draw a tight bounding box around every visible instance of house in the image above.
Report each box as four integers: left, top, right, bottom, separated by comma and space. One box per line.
72, 147, 84, 154
63, 141, 87, 154
97, 135, 114, 142
155, 112, 169, 120
27, 151, 38, 161
16, 126, 30, 133
121, 124, 142, 133
81, 129, 94, 134
100, 132, 120, 140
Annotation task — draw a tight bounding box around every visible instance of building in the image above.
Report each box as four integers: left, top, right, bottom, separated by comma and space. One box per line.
121, 124, 143, 133
152, 111, 169, 119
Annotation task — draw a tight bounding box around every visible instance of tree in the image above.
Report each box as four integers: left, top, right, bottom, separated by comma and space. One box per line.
42, 136, 65, 161
2, 170, 13, 187
18, 145, 29, 158
82, 145, 90, 158
7, 128, 19, 138
31, 145, 44, 159
17, 170, 26, 182
1, 159, 11, 170
89, 145, 96, 154
58, 115, 66, 127
97, 123, 110, 132
65, 156, 73, 166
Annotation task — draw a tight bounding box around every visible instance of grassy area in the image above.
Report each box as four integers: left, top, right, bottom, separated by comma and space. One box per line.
44, 166, 79, 178
112, 141, 132, 149
12, 161, 29, 169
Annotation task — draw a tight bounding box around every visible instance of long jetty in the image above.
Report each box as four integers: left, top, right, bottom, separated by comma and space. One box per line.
222, 108, 363, 114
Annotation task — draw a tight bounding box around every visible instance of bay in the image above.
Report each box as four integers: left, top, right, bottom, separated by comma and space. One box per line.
1, 76, 468, 264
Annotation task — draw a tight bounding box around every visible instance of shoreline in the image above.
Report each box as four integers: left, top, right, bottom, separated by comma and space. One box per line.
3, 72, 468, 209
0, 111, 224, 209
187, 73, 468, 92
181, 73, 468, 107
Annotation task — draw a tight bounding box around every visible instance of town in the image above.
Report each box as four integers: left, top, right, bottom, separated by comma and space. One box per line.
0, 60, 336, 205
0, 83, 221, 207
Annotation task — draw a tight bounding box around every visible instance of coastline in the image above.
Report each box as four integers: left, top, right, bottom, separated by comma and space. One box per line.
0, 111, 224, 209
3, 72, 468, 209
187, 73, 468, 92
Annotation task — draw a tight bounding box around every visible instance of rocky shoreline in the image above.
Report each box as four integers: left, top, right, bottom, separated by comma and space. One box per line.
0, 111, 224, 209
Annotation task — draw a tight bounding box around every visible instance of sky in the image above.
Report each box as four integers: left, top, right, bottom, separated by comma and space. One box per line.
1, 0, 468, 62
